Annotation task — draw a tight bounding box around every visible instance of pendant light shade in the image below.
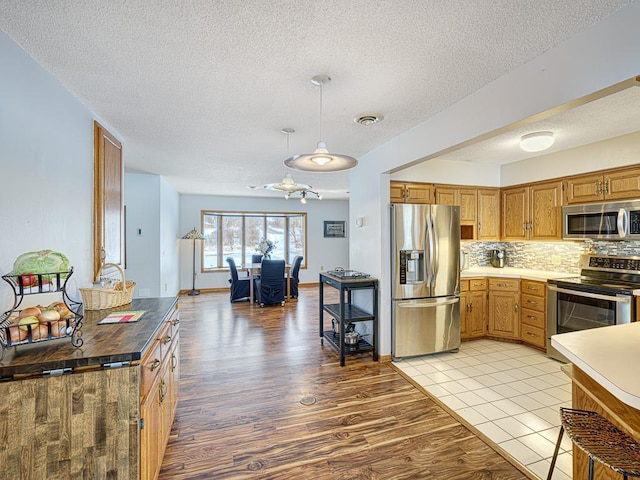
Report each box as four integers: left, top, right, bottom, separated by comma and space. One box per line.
284, 75, 358, 172
263, 173, 310, 192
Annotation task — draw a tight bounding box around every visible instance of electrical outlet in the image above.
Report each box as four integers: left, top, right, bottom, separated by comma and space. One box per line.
551, 255, 562, 265
320, 265, 324, 271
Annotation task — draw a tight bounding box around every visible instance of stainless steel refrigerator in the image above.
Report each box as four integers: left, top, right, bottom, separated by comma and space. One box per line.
391, 203, 461, 359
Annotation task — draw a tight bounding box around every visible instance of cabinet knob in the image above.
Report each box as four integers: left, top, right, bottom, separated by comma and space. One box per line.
514, 303, 519, 313
163, 335, 172, 345
527, 331, 538, 337
150, 359, 161, 371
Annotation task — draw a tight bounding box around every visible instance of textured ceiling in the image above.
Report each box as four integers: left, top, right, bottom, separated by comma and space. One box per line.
0, 0, 636, 198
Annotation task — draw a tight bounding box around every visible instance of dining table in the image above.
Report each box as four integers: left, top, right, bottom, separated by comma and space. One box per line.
246, 262, 291, 304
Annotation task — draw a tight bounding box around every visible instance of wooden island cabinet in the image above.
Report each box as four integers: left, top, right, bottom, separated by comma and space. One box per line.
0, 297, 179, 480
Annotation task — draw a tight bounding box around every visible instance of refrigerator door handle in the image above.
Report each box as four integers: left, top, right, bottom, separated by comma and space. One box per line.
426, 214, 435, 290
396, 296, 459, 308
431, 216, 439, 289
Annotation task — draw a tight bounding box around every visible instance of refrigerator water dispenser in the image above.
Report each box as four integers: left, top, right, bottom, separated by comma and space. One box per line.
399, 250, 424, 284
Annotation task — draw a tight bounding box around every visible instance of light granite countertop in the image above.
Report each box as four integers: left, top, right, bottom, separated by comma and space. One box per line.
460, 266, 577, 281
551, 323, 640, 410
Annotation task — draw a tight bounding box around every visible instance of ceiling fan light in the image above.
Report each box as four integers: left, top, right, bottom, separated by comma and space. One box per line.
520, 131, 555, 152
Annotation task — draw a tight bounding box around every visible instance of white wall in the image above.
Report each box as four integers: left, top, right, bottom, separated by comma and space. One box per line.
350, 2, 640, 357
0, 29, 97, 306
502, 131, 640, 186
124, 173, 180, 298
391, 159, 501, 187
179, 195, 349, 290
159, 177, 180, 296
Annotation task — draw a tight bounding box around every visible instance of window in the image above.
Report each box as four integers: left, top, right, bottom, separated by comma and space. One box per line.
202, 211, 307, 271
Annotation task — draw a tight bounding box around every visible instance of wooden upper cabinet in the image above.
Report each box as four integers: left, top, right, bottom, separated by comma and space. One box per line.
564, 172, 606, 204
459, 189, 477, 224
564, 166, 640, 204
502, 180, 562, 241
390, 182, 405, 203
390, 181, 434, 203
529, 180, 562, 240
434, 186, 457, 206
501, 186, 529, 241
94, 121, 124, 279
477, 188, 500, 240
405, 182, 434, 203
605, 167, 640, 200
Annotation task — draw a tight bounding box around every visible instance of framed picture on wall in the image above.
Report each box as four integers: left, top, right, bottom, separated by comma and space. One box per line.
324, 220, 346, 238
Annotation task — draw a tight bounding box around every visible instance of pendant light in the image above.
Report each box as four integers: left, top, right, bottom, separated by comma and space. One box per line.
263, 129, 311, 193
284, 75, 358, 172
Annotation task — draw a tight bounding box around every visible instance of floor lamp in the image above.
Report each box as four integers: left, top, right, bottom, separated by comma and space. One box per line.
182, 227, 204, 296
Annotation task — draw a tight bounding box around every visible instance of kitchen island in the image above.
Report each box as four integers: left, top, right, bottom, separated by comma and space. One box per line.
551, 323, 640, 480
0, 297, 179, 480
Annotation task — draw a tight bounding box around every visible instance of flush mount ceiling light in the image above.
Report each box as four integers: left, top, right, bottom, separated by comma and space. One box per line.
284, 75, 358, 172
519, 131, 555, 152
354, 113, 384, 126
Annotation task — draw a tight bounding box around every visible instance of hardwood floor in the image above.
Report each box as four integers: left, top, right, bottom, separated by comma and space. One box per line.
159, 286, 529, 479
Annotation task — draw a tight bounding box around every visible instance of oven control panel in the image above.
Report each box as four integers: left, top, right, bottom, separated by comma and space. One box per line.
587, 255, 640, 271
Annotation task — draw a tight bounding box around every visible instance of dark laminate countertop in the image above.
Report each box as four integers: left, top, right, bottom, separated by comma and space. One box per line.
0, 297, 178, 379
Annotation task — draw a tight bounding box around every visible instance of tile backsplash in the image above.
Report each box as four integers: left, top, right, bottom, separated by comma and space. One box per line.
462, 240, 640, 274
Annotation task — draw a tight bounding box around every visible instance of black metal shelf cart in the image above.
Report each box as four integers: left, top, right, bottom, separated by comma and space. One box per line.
319, 271, 378, 366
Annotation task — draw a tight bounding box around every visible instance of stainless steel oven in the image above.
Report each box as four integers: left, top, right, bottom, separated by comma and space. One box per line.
547, 254, 639, 362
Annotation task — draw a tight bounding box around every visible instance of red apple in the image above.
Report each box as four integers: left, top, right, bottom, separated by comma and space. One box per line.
18, 274, 38, 288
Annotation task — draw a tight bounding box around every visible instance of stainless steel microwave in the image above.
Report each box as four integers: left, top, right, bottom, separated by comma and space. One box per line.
563, 200, 640, 240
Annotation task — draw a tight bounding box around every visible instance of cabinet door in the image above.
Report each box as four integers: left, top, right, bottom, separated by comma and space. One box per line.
93, 121, 124, 280
390, 182, 405, 203
529, 180, 562, 240
605, 167, 640, 200
459, 188, 477, 224
564, 173, 604, 205
477, 189, 500, 240
501, 186, 529, 241
434, 185, 457, 205
468, 290, 487, 338
460, 291, 469, 339
140, 368, 165, 480
405, 183, 434, 203
488, 291, 519, 338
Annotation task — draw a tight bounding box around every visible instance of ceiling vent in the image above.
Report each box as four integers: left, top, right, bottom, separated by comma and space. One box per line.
354, 113, 384, 126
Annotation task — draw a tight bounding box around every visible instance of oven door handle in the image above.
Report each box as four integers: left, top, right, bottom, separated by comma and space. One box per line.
548, 285, 632, 303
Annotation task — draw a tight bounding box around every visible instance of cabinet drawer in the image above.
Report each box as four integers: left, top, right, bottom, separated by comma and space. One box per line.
521, 293, 545, 313
521, 308, 545, 329
470, 279, 487, 291
460, 279, 469, 292
140, 340, 163, 400
521, 280, 546, 296
521, 324, 546, 348
488, 278, 519, 291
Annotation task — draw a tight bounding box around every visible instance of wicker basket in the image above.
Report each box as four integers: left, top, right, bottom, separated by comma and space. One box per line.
80, 263, 136, 310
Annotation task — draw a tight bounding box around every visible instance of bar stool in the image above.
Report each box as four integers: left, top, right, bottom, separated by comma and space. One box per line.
547, 408, 640, 480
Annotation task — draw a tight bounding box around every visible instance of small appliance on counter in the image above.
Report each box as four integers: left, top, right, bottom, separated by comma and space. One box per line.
489, 249, 506, 268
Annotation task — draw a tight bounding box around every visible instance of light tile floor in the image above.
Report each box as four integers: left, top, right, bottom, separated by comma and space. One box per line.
393, 339, 574, 480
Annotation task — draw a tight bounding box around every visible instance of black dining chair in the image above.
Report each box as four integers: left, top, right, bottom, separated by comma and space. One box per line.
289, 255, 303, 298
255, 259, 286, 307
226, 257, 251, 302
251, 254, 263, 263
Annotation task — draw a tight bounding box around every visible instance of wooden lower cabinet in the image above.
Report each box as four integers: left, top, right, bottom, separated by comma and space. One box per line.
460, 278, 487, 340
520, 279, 546, 349
0, 303, 180, 480
140, 306, 180, 480
488, 278, 520, 339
